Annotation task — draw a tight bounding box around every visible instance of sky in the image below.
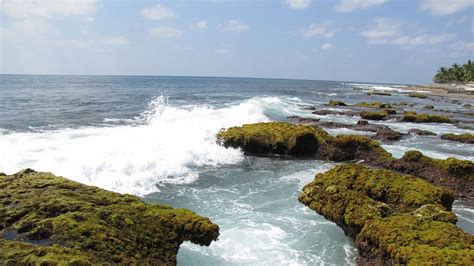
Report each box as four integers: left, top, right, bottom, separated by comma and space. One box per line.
0, 0, 473, 84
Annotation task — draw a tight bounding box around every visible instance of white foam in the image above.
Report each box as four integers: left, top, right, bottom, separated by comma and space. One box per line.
0, 96, 274, 195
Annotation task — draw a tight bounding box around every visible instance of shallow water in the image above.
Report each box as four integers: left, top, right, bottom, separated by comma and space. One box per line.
0, 75, 473, 264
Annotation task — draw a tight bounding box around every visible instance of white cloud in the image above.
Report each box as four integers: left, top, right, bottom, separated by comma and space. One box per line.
361, 18, 402, 40
420, 0, 474, 16
361, 18, 456, 47
194, 20, 208, 30
149, 26, 183, 38
0, 0, 98, 19
301, 21, 338, 38
99, 36, 129, 46
335, 0, 387, 12
321, 42, 335, 50
451, 41, 474, 53
141, 4, 176, 20
216, 48, 231, 55
284, 0, 312, 10
0, 19, 58, 39
389, 33, 455, 46
219, 20, 249, 32
47, 36, 129, 49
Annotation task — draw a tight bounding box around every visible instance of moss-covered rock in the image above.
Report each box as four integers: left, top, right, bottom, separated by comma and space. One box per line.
367, 91, 392, 96
0, 169, 219, 264
441, 133, 474, 144
318, 135, 393, 164
326, 100, 347, 106
216, 122, 331, 157
217, 122, 473, 197
298, 164, 473, 264
217, 122, 392, 164
372, 128, 403, 142
402, 111, 453, 123
354, 102, 392, 108
408, 92, 428, 99
359, 110, 388, 120
389, 151, 474, 197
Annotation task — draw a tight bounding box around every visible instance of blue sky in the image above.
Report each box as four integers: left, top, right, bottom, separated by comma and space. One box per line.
0, 0, 473, 84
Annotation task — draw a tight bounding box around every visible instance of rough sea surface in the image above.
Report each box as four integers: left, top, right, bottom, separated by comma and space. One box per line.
1, 75, 473, 265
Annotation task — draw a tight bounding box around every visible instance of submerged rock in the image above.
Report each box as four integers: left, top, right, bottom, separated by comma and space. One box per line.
0, 170, 219, 264
287, 116, 320, 125
299, 164, 473, 264
367, 91, 392, 96
354, 102, 392, 109
408, 92, 428, 99
407, 128, 437, 136
441, 133, 474, 144
402, 111, 453, 123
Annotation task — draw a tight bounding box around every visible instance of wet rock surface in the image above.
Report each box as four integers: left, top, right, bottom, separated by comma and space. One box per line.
441, 133, 474, 144
0, 170, 219, 265
298, 164, 473, 265
217, 122, 474, 197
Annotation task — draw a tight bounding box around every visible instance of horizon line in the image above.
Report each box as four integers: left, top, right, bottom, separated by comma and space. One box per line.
0, 73, 412, 86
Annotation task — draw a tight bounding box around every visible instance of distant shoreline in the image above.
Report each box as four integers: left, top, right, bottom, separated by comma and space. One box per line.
405, 83, 474, 100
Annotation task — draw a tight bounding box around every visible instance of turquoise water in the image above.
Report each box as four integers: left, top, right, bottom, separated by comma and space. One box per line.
1, 75, 473, 264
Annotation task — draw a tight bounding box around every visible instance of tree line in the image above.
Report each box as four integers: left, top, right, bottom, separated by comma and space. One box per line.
434, 60, 473, 84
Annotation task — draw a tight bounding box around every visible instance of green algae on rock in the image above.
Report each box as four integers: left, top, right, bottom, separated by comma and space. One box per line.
367, 91, 391, 96
298, 164, 473, 264
389, 150, 474, 197
408, 92, 428, 99
354, 101, 392, 109
326, 100, 347, 106
216, 122, 331, 157
402, 111, 453, 123
217, 122, 390, 163
441, 133, 474, 144
217, 122, 474, 197
359, 110, 388, 120
0, 169, 219, 265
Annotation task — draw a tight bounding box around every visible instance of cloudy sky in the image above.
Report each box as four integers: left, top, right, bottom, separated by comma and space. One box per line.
0, 0, 473, 84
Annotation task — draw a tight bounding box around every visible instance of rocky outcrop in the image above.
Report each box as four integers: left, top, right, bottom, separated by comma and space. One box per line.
408, 128, 437, 136
299, 164, 473, 264
287, 116, 320, 125
217, 122, 391, 163
388, 150, 474, 197
216, 122, 332, 157
217, 122, 474, 197
354, 102, 392, 109
0, 169, 219, 265
408, 92, 429, 99
359, 110, 388, 120
326, 100, 347, 106
371, 127, 403, 142
402, 111, 453, 123
441, 133, 474, 144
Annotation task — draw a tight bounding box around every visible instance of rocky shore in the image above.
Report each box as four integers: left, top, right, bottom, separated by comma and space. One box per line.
298, 164, 474, 264
0, 169, 219, 264
217, 121, 474, 264
217, 122, 473, 197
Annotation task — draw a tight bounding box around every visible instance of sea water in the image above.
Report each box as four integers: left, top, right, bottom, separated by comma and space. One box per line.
1, 75, 473, 265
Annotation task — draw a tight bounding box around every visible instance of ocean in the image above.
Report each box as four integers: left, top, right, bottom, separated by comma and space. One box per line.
1, 74, 473, 265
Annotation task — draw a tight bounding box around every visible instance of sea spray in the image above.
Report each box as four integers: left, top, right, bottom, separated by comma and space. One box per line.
0, 96, 285, 195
